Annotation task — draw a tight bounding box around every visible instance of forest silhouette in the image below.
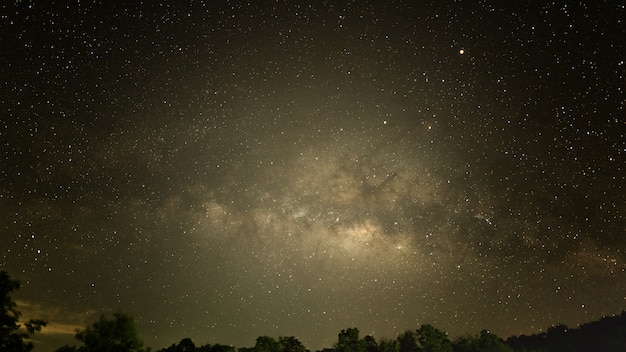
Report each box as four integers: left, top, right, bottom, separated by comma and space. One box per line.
2, 271, 625, 352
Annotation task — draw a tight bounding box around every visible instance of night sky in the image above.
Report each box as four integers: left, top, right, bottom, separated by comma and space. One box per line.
1, 1, 625, 351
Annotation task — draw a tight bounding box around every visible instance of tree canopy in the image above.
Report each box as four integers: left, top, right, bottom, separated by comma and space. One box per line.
57, 312, 144, 352
0, 270, 46, 352
415, 324, 453, 352
335, 328, 366, 352
453, 330, 511, 352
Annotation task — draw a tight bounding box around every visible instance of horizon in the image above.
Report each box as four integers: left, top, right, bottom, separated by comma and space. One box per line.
20, 304, 626, 351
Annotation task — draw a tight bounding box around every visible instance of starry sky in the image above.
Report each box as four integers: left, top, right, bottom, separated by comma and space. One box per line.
1, 1, 625, 351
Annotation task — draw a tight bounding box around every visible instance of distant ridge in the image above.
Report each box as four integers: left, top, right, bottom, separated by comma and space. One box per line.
507, 311, 626, 352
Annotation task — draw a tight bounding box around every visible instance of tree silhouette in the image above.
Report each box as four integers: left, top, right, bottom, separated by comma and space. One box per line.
56, 312, 144, 352
178, 338, 196, 352
378, 338, 399, 352
363, 335, 378, 352
397, 331, 417, 352
415, 324, 452, 352
160, 337, 197, 352
0, 271, 47, 352
334, 328, 365, 352
146, 315, 626, 352
196, 343, 236, 352
278, 336, 307, 352
453, 330, 511, 352
255, 336, 281, 352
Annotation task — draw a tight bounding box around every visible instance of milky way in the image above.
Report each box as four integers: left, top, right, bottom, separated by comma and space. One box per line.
1, 1, 625, 351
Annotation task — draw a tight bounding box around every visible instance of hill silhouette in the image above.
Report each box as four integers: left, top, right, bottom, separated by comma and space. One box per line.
506, 311, 626, 352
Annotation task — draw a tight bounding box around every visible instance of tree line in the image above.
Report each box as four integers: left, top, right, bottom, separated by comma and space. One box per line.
2, 271, 625, 352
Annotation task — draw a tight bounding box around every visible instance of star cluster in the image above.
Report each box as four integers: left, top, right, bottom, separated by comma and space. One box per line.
1, 1, 625, 351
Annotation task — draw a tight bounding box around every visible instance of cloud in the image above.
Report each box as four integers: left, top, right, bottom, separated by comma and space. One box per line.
16, 300, 94, 336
